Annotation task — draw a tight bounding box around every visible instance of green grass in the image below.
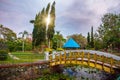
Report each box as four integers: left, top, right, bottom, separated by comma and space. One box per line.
0, 51, 45, 64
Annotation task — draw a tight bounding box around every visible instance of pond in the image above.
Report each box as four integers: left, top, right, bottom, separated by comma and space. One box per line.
37, 65, 116, 80
63, 65, 110, 80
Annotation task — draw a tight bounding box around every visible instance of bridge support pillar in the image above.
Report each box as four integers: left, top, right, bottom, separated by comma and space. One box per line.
64, 52, 66, 64
110, 57, 113, 73
81, 52, 84, 64
87, 53, 90, 66
94, 53, 97, 68
101, 56, 105, 71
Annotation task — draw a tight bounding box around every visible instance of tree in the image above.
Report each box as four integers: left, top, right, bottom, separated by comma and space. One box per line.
47, 1, 56, 48
0, 39, 8, 50
90, 26, 94, 48
24, 37, 32, 51
52, 31, 65, 50
46, 3, 50, 16
94, 32, 103, 50
97, 13, 120, 51
31, 2, 56, 50
19, 30, 28, 52
0, 24, 16, 41
0, 24, 17, 52
67, 34, 87, 49
87, 32, 90, 48
45, 3, 50, 47
32, 8, 46, 49
30, 20, 35, 24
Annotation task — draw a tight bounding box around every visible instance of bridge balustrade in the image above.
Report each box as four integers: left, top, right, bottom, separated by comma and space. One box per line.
49, 51, 120, 73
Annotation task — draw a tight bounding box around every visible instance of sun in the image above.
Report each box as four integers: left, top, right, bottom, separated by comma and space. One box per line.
46, 16, 50, 25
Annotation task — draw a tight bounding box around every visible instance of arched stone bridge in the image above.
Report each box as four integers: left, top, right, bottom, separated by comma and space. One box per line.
48, 50, 120, 73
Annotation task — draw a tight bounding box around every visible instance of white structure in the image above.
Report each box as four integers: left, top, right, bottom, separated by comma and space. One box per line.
45, 51, 49, 60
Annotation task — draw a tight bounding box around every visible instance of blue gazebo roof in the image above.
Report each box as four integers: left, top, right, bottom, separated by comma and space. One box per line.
63, 38, 80, 48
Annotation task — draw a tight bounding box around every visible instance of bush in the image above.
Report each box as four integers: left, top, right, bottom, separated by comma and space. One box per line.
0, 50, 8, 60
57, 48, 64, 51
50, 65, 64, 74
0, 40, 8, 50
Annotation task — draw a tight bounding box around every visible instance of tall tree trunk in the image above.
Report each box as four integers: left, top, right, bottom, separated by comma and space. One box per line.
48, 39, 50, 48
22, 39, 24, 52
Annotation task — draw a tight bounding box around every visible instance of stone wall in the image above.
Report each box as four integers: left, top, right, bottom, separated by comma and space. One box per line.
0, 61, 49, 80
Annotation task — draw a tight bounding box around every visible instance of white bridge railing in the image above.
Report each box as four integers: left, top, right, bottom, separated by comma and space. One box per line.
45, 50, 120, 61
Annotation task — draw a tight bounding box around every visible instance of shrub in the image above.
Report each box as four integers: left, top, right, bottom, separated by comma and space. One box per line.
0, 40, 8, 50
42, 68, 50, 75
50, 65, 64, 74
0, 50, 8, 60
57, 48, 64, 51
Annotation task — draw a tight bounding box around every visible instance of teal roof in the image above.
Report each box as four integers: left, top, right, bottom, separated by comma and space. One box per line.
63, 38, 80, 48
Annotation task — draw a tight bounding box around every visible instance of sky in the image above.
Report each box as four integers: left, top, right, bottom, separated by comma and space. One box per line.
0, 0, 120, 38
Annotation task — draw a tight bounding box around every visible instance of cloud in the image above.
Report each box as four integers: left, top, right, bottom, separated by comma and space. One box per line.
0, 0, 52, 35
55, 0, 120, 37
0, 0, 120, 38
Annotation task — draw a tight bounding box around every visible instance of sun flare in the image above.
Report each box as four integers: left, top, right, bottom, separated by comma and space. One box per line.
46, 16, 50, 25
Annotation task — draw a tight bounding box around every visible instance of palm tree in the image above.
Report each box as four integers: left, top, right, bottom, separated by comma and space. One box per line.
19, 30, 28, 52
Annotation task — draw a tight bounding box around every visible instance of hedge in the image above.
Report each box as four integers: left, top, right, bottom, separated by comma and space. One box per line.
0, 50, 8, 60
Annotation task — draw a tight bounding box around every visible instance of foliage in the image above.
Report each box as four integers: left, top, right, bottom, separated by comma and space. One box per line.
0, 39, 8, 50
0, 52, 45, 64
87, 32, 90, 45
46, 3, 50, 15
37, 73, 74, 80
87, 27, 95, 49
32, 8, 46, 48
90, 26, 94, 48
5, 37, 32, 52
67, 34, 87, 48
97, 13, 120, 51
6, 40, 17, 52
24, 41, 32, 51
32, 24, 38, 48
47, 1, 56, 48
52, 36, 57, 49
50, 65, 64, 74
0, 25, 31, 52
94, 33, 103, 50
0, 24, 16, 41
0, 50, 8, 60
87, 32, 91, 48
31, 2, 56, 50
52, 31, 65, 50
19, 30, 28, 39
32, 5, 46, 48
47, 26, 55, 43
45, 48, 53, 52
57, 48, 64, 51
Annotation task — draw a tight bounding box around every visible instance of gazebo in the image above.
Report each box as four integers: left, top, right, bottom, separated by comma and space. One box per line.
63, 38, 80, 49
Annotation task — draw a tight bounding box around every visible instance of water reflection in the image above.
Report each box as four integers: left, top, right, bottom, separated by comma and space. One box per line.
63, 65, 110, 80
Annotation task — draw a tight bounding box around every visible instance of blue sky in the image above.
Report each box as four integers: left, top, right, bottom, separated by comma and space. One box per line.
0, 0, 120, 38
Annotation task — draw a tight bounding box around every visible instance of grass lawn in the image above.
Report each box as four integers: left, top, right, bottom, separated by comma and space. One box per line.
0, 51, 45, 64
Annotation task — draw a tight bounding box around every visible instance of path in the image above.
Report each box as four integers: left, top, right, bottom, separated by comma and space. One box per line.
8, 53, 20, 60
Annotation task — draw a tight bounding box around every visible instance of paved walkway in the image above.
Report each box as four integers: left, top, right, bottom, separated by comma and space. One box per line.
8, 53, 20, 60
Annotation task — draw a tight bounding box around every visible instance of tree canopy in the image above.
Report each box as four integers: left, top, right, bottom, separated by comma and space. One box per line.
0, 24, 16, 41
97, 13, 120, 51
67, 34, 87, 49
32, 1, 56, 49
